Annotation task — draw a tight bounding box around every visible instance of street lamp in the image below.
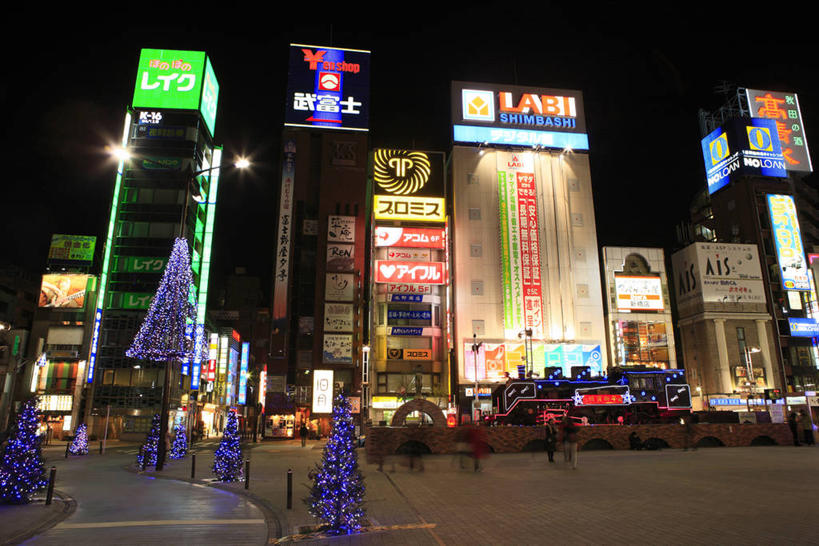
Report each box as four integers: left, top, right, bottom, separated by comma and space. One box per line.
518, 329, 533, 377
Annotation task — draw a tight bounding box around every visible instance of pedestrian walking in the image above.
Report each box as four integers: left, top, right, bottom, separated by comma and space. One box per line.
800, 410, 814, 446
300, 421, 309, 448
562, 417, 579, 469
469, 423, 488, 472
544, 419, 558, 463
788, 411, 801, 446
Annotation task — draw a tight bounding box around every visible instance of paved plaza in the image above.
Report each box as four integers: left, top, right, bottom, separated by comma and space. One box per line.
2, 439, 819, 545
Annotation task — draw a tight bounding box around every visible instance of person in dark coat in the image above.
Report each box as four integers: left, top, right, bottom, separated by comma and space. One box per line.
544, 419, 558, 462
299, 422, 309, 447
788, 412, 801, 446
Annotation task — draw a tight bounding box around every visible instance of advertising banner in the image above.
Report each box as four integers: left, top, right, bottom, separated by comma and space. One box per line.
327, 215, 356, 243
746, 89, 812, 173
496, 151, 543, 337
672, 242, 766, 304
701, 118, 786, 195
789, 318, 819, 337
285, 44, 370, 132
614, 275, 664, 311
325, 273, 355, 301
386, 327, 438, 337
386, 248, 431, 262
39, 274, 91, 309
768, 194, 810, 291
375, 226, 446, 249
273, 141, 296, 321
373, 149, 445, 198
47, 234, 96, 264
324, 303, 354, 332
463, 342, 487, 381
452, 81, 588, 150
312, 369, 334, 413
323, 334, 353, 363
238, 342, 249, 405
387, 348, 433, 361
375, 261, 446, 284
383, 283, 432, 295
120, 256, 167, 273
387, 309, 432, 321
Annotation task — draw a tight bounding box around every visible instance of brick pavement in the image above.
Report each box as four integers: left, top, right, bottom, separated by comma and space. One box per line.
143, 438, 819, 545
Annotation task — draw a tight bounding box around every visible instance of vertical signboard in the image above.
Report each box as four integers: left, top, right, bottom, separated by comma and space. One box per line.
273, 141, 296, 325
768, 194, 810, 291
238, 342, 249, 405
746, 89, 812, 173
312, 369, 334, 413
285, 44, 370, 131
496, 151, 543, 338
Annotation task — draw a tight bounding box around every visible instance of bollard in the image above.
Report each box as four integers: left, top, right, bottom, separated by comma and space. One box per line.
64, 442, 70, 459
245, 459, 250, 490
45, 467, 57, 506
287, 468, 293, 509
191, 452, 196, 479
99, 441, 103, 455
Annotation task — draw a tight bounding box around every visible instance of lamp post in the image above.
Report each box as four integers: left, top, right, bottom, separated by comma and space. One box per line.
471, 333, 482, 423
518, 329, 533, 377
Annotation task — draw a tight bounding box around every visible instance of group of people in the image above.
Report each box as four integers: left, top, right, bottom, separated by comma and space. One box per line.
787, 410, 815, 446
543, 416, 579, 469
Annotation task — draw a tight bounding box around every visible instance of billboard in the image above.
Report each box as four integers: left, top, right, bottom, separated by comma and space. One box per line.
312, 370, 334, 413
47, 234, 96, 264
325, 273, 355, 301
497, 151, 544, 338
452, 81, 588, 150
672, 242, 766, 305
238, 342, 249, 405
324, 303, 354, 332
701, 118, 786, 194
375, 226, 446, 249
375, 261, 446, 284
789, 318, 819, 337
323, 334, 353, 363
285, 44, 370, 131
132, 48, 219, 137
746, 89, 812, 173
373, 195, 445, 222
768, 194, 810, 291
373, 149, 445, 198
39, 274, 91, 309
614, 275, 664, 311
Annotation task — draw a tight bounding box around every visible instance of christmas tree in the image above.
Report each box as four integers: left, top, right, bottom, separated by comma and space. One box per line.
169, 422, 188, 460
0, 398, 47, 504
68, 423, 89, 455
137, 414, 161, 469
212, 410, 242, 482
307, 393, 366, 535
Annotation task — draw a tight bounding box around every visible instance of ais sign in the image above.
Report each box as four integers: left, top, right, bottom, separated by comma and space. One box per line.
132, 49, 219, 137
285, 44, 370, 132
701, 118, 786, 194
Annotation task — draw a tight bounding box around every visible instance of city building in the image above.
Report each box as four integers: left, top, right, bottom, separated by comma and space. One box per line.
601, 247, 677, 371
85, 48, 224, 440
270, 44, 371, 435
449, 82, 608, 420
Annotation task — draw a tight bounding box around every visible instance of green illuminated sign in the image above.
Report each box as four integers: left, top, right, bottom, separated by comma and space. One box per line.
120, 256, 168, 273
132, 48, 219, 137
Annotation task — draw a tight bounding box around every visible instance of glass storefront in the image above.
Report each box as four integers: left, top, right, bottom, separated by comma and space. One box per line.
614, 320, 670, 368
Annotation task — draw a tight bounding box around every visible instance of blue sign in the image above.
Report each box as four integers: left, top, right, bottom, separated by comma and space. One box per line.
453, 125, 589, 150
388, 310, 432, 321
389, 327, 424, 336
389, 294, 424, 303
238, 342, 249, 404
789, 318, 819, 337
702, 118, 786, 195
285, 44, 370, 132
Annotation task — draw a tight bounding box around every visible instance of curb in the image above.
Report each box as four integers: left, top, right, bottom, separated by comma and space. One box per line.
1, 489, 77, 546
124, 461, 283, 541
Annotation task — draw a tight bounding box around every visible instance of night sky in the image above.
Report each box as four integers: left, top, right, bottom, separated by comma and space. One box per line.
4, 6, 817, 298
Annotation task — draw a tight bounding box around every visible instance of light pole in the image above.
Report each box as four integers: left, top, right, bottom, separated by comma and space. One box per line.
471, 333, 482, 423
518, 329, 533, 377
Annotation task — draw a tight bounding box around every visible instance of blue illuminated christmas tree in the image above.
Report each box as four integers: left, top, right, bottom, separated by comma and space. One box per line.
137, 414, 161, 469
169, 422, 188, 460
68, 423, 89, 455
126, 238, 199, 362
307, 393, 366, 535
0, 398, 47, 504
212, 410, 242, 482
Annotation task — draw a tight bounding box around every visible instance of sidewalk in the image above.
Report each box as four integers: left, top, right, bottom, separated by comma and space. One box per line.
0, 493, 74, 545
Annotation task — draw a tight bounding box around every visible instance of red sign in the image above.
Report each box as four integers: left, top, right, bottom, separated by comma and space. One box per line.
207, 359, 216, 382
375, 261, 446, 284
385, 283, 432, 294
581, 394, 623, 405
375, 226, 446, 249
516, 173, 544, 332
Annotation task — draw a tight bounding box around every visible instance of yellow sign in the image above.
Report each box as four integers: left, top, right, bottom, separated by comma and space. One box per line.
374, 149, 431, 195
374, 195, 445, 222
